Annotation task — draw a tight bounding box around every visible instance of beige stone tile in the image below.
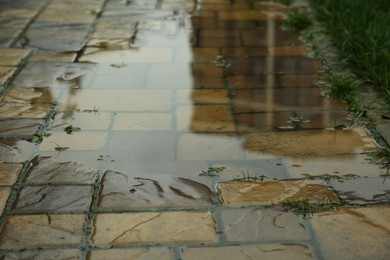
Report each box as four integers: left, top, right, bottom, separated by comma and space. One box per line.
0, 102, 51, 119
37, 8, 96, 24
3, 87, 55, 103
92, 212, 218, 245
0, 187, 11, 214
38, 132, 107, 151
218, 180, 340, 206
79, 48, 173, 63
112, 113, 172, 131
182, 244, 313, 260
0, 48, 31, 66
177, 133, 245, 161
59, 89, 171, 112
176, 105, 235, 132
0, 67, 16, 85
176, 89, 229, 104
29, 52, 77, 62
87, 248, 173, 260
0, 249, 81, 259
0, 163, 23, 185
311, 206, 390, 259
52, 112, 111, 131
284, 154, 386, 178
0, 214, 87, 249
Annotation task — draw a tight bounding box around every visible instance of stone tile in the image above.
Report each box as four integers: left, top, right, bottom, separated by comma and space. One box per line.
112, 113, 172, 131
98, 171, 213, 209
241, 29, 301, 48
39, 132, 107, 151
329, 178, 390, 205
0, 48, 31, 66
108, 132, 174, 162
198, 37, 242, 48
0, 29, 15, 48
209, 159, 290, 182
177, 133, 245, 161
218, 180, 340, 206
0, 140, 35, 163
0, 163, 23, 185
241, 128, 377, 157
174, 47, 219, 63
0, 214, 87, 249
0, 66, 16, 85
0, 249, 81, 260
274, 57, 324, 74
87, 248, 173, 260
92, 212, 218, 245
0, 8, 37, 19
0, 187, 11, 214
12, 185, 93, 213
311, 206, 390, 259
59, 89, 171, 112
0, 16, 29, 29
25, 156, 97, 184
176, 105, 235, 132
225, 57, 267, 75
0, 102, 52, 119
29, 52, 77, 62
277, 73, 322, 88
11, 61, 96, 88
227, 75, 267, 89
3, 87, 55, 103
221, 208, 311, 241
79, 48, 173, 63
284, 154, 386, 178
182, 244, 314, 260
22, 23, 92, 52
91, 21, 134, 38
37, 6, 97, 24
0, 119, 44, 139
52, 111, 111, 131
176, 89, 229, 104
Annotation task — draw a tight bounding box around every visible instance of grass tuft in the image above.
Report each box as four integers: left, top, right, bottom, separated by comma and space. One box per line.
284, 11, 314, 31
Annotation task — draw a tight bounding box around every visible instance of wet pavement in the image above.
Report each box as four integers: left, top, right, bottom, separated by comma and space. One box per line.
0, 0, 389, 259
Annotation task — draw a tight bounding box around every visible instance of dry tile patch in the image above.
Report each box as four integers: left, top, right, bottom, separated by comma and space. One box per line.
218, 180, 340, 206
92, 212, 218, 245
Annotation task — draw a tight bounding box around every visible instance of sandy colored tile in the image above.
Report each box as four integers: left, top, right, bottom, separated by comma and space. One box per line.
79, 48, 173, 63
218, 180, 340, 206
3, 87, 55, 103
176, 89, 229, 104
0, 48, 31, 66
59, 89, 171, 112
0, 119, 44, 139
87, 248, 173, 260
0, 249, 81, 260
39, 132, 107, 151
311, 206, 390, 259
174, 47, 218, 63
29, 52, 77, 62
177, 133, 245, 161
112, 113, 172, 131
0, 214, 87, 249
0, 66, 16, 85
0, 163, 23, 185
0, 187, 11, 214
182, 244, 313, 260
92, 212, 218, 245
0, 102, 52, 119
176, 105, 235, 132
52, 112, 111, 131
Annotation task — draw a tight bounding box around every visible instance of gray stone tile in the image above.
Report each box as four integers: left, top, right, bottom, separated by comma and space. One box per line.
25, 156, 98, 184
0, 119, 44, 139
220, 208, 311, 241
87, 248, 172, 260
12, 185, 93, 213
0, 249, 81, 260
0, 140, 35, 163
98, 171, 213, 210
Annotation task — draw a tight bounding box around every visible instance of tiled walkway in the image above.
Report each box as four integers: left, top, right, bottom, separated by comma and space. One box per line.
0, 0, 389, 259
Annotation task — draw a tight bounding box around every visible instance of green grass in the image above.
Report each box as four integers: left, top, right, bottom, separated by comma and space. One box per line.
323, 74, 359, 111
309, 0, 390, 104
284, 11, 314, 31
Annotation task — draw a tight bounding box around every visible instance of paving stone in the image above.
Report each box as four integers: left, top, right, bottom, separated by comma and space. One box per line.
0, 214, 87, 249
241, 128, 377, 157
0, 16, 29, 29
12, 185, 93, 213
182, 243, 314, 260
36, 5, 98, 24
218, 180, 340, 206
29, 52, 78, 62
112, 113, 172, 131
87, 248, 173, 260
0, 140, 35, 163
177, 133, 245, 161
58, 89, 171, 112
174, 47, 219, 63
227, 75, 267, 89
52, 111, 111, 131
91, 21, 134, 38
0, 187, 11, 214
0, 66, 16, 85
284, 154, 386, 178
270, 46, 307, 56
0, 28, 16, 48
0, 48, 31, 66
0, 118, 44, 139
24, 156, 98, 184
176, 105, 235, 132
217, 10, 271, 21
176, 89, 229, 104
92, 212, 218, 245
277, 73, 322, 88
0, 163, 23, 185
79, 48, 173, 63
329, 178, 390, 205
311, 206, 390, 259
38, 132, 107, 151
0, 102, 52, 119
221, 208, 311, 241
98, 171, 213, 210
0, 249, 81, 260
3, 87, 54, 103
11, 61, 96, 88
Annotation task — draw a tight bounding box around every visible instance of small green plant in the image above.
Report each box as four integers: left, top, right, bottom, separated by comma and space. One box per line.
199, 167, 226, 178
52, 142, 69, 158
368, 146, 390, 174
83, 106, 100, 115
284, 11, 314, 31
64, 125, 81, 134
281, 199, 339, 217
232, 171, 268, 182
301, 173, 358, 184
31, 134, 43, 143
323, 75, 359, 111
